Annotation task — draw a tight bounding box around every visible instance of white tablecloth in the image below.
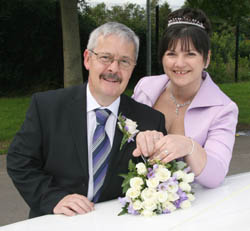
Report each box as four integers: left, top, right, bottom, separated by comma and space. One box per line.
1, 172, 250, 231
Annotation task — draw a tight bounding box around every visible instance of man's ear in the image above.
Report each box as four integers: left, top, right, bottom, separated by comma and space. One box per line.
205, 50, 211, 68
83, 49, 90, 70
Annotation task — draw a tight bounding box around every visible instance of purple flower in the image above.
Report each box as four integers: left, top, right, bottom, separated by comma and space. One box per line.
147, 168, 155, 178
118, 197, 130, 206
127, 204, 139, 215
153, 164, 158, 170
163, 209, 171, 214
125, 125, 128, 131
173, 199, 181, 208
177, 189, 188, 202
122, 115, 126, 120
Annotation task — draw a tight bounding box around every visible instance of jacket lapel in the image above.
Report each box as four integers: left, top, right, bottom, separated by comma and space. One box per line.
67, 84, 89, 178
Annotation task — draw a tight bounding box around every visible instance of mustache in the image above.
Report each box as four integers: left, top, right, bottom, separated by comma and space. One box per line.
100, 73, 122, 83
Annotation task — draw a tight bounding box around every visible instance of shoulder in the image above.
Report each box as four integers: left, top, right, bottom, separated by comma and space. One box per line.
133, 74, 167, 93
132, 74, 169, 107
32, 84, 85, 105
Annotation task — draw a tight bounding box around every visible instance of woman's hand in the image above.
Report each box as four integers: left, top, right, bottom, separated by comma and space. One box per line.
151, 134, 193, 163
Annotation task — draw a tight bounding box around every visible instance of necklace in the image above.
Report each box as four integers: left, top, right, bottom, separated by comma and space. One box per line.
170, 92, 191, 115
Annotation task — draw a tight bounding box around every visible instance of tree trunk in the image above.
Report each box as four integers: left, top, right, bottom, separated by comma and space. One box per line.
60, 0, 83, 88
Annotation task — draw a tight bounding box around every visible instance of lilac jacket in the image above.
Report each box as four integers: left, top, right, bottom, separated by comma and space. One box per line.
132, 73, 238, 188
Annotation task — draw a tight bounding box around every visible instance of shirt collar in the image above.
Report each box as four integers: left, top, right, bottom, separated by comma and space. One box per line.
86, 83, 120, 117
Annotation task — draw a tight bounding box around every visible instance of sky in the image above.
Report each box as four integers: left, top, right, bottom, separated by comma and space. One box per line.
87, 0, 185, 10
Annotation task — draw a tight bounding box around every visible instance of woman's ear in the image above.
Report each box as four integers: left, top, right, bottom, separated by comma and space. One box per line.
205, 50, 211, 68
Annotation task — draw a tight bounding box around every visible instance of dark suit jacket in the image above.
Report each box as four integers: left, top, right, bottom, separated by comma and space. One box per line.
7, 83, 166, 218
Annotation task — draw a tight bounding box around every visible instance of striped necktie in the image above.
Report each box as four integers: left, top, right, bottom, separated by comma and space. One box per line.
92, 109, 111, 202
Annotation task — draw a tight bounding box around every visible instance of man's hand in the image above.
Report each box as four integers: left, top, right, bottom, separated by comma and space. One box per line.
133, 130, 164, 157
53, 194, 94, 216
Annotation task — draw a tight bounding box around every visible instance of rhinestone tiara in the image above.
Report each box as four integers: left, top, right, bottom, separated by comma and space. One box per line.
168, 17, 205, 29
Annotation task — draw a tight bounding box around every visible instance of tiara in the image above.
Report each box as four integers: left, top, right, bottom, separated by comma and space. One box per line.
168, 17, 205, 29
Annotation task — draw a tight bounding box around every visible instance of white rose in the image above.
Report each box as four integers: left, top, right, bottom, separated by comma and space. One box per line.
136, 162, 147, 175
146, 177, 160, 188
126, 188, 140, 199
187, 193, 195, 201
125, 119, 139, 135
168, 192, 179, 202
182, 173, 195, 183
162, 201, 176, 212
142, 199, 157, 211
179, 182, 191, 192
130, 177, 144, 189
156, 191, 168, 203
167, 182, 179, 193
132, 200, 143, 210
141, 188, 157, 201
155, 168, 171, 182
180, 200, 191, 209
141, 209, 154, 217
173, 170, 185, 180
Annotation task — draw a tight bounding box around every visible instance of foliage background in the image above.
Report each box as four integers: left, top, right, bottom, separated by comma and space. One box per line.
0, 0, 250, 96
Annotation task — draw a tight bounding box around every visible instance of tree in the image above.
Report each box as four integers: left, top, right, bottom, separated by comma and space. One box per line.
59, 0, 83, 87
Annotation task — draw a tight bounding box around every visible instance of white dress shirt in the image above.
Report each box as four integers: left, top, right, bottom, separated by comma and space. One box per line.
86, 84, 120, 201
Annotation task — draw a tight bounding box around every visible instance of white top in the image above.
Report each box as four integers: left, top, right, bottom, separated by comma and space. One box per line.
1, 172, 250, 231
86, 84, 120, 200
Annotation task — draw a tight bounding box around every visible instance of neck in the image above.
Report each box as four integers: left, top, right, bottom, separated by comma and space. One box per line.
169, 78, 202, 104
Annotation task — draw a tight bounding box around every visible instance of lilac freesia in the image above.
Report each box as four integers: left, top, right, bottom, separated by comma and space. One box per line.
127, 204, 139, 215
147, 168, 155, 178
118, 197, 130, 206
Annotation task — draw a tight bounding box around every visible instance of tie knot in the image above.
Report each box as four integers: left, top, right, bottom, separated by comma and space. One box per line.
95, 109, 111, 126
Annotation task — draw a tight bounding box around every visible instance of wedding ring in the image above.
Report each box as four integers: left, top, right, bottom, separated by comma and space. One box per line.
164, 149, 169, 155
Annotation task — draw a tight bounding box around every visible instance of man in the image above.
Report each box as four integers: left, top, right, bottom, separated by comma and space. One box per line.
7, 22, 166, 218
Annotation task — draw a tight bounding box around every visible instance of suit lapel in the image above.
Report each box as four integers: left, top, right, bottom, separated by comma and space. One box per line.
67, 84, 89, 178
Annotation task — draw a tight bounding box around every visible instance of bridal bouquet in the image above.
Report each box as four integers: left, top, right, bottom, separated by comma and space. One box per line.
118, 159, 195, 217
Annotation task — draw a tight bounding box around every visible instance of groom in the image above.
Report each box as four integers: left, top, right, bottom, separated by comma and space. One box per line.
7, 22, 166, 218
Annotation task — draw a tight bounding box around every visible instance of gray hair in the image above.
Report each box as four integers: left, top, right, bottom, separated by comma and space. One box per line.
87, 22, 140, 61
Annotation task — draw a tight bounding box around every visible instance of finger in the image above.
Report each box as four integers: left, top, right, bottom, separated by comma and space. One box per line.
136, 132, 149, 157
132, 146, 142, 157
154, 136, 169, 154
69, 195, 94, 213
54, 205, 76, 216
72, 194, 95, 209
160, 153, 175, 164
60, 206, 76, 216
144, 133, 155, 156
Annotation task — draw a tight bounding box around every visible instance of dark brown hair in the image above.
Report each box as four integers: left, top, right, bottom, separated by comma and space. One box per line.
159, 8, 211, 64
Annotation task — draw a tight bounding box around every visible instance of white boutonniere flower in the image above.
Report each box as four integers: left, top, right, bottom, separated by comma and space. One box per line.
117, 113, 139, 150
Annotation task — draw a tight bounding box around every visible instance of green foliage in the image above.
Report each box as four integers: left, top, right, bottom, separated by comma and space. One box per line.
208, 31, 250, 83
0, 0, 64, 95
1, 0, 250, 94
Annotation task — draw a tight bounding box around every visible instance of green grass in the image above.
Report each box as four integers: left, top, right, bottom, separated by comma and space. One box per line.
0, 97, 31, 154
219, 81, 250, 127
1, 81, 249, 154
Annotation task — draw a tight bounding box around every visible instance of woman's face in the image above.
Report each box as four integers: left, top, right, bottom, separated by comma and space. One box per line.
162, 39, 210, 89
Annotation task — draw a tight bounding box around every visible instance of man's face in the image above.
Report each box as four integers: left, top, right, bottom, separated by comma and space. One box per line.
84, 34, 136, 106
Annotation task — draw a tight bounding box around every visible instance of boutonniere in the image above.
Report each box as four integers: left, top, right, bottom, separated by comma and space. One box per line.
117, 113, 139, 150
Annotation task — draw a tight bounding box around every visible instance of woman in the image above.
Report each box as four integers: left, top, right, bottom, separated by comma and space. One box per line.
132, 8, 238, 188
